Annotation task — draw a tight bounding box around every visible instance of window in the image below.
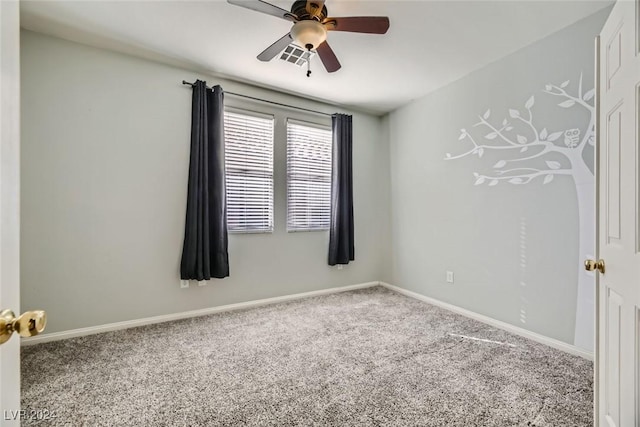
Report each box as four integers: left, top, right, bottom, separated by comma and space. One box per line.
287, 120, 332, 231
224, 109, 274, 232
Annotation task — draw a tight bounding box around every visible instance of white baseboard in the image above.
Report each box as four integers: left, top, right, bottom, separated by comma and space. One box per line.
378, 282, 593, 361
22, 281, 379, 346
23, 280, 594, 361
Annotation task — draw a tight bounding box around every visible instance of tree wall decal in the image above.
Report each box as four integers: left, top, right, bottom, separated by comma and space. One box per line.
445, 73, 595, 350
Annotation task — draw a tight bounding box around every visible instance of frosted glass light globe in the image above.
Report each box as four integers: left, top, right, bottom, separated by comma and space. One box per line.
290, 20, 327, 50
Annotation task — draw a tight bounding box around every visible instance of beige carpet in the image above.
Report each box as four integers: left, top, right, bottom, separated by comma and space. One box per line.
21, 286, 592, 426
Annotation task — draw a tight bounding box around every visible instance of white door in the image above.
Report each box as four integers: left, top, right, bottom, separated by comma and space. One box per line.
0, 0, 22, 425
596, 1, 640, 426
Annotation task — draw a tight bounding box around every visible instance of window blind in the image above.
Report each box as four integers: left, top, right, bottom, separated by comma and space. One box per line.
287, 120, 332, 231
224, 110, 274, 232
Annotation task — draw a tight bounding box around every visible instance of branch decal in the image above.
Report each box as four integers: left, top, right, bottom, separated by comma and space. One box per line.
445, 73, 594, 186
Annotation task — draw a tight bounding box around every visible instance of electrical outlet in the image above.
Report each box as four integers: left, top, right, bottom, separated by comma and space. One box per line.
446, 271, 454, 283
180, 280, 189, 289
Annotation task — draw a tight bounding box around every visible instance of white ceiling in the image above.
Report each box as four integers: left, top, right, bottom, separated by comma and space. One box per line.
20, 0, 612, 114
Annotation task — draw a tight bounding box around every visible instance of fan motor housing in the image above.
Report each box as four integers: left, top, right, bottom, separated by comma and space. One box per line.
291, 0, 328, 21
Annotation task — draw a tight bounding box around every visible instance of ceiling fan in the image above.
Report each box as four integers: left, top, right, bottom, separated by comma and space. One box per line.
227, 0, 390, 73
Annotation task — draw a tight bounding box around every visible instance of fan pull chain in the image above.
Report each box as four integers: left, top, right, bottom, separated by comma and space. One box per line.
306, 53, 312, 78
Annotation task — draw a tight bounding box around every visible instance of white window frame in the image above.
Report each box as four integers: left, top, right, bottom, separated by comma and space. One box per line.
223, 107, 275, 234
286, 118, 333, 232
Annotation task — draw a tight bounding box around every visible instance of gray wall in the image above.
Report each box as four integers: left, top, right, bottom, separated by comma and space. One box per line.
387, 9, 608, 347
20, 30, 391, 334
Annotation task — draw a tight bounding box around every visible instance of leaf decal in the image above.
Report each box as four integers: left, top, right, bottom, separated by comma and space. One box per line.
505, 126, 514, 131
583, 88, 595, 101
458, 133, 466, 140
509, 109, 520, 118
520, 147, 528, 153
543, 174, 554, 184
483, 109, 491, 119
545, 84, 552, 91
547, 131, 563, 142
540, 128, 548, 140
517, 135, 528, 144
489, 180, 499, 186
560, 80, 570, 88
474, 177, 486, 185
509, 177, 523, 184
493, 160, 507, 169
525, 96, 535, 109
477, 148, 484, 158
485, 132, 497, 140
502, 119, 508, 126
445, 153, 451, 158
546, 161, 561, 170
558, 100, 575, 108
473, 172, 479, 178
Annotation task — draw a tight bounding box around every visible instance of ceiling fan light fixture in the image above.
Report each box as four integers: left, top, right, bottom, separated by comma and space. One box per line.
227, 0, 390, 74
290, 20, 327, 50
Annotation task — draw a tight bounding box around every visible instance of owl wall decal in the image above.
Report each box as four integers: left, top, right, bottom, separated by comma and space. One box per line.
564, 128, 581, 148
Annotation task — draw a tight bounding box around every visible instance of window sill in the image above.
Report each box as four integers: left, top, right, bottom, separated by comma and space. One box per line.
228, 229, 273, 235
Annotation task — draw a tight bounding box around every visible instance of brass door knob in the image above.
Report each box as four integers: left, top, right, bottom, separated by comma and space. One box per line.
0, 309, 47, 345
585, 259, 606, 274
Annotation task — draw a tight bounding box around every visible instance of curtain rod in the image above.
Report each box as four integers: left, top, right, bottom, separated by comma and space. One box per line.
182, 80, 334, 117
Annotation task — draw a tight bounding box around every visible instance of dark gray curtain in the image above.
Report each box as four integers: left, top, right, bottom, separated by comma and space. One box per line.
328, 113, 355, 265
180, 81, 229, 280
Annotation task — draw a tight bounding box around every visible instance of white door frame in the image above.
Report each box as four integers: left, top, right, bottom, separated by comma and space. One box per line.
0, 0, 22, 424
594, 33, 601, 427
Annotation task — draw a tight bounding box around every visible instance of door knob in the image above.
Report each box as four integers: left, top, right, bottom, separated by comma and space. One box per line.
0, 309, 46, 345
585, 259, 606, 274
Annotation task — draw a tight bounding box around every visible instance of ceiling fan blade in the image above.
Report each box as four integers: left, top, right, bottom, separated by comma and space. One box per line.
324, 16, 390, 34
306, 0, 325, 18
227, 0, 296, 21
316, 41, 341, 73
257, 33, 293, 62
